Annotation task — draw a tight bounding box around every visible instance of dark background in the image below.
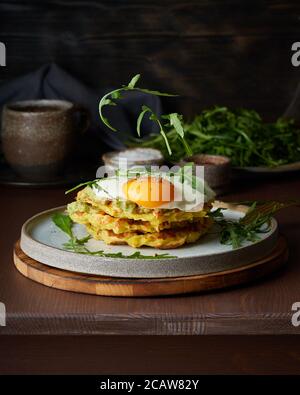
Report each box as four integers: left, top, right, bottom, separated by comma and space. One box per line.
0, 1, 300, 375
0, 0, 300, 120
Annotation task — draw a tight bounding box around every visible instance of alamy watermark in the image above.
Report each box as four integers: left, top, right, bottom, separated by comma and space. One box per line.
292, 302, 300, 327
291, 42, 300, 67
0, 42, 6, 67
0, 302, 6, 326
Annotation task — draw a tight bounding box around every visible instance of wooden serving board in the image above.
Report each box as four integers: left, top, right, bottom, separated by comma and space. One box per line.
13, 237, 288, 297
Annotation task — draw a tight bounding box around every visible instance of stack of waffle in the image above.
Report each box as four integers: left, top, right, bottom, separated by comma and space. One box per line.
68, 186, 213, 249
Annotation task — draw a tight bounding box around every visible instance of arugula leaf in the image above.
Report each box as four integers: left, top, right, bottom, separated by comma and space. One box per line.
169, 114, 187, 150
127, 74, 141, 89
111, 91, 122, 100
136, 106, 151, 137
134, 87, 178, 97
76, 235, 92, 245
99, 88, 124, 131
101, 98, 116, 106
163, 113, 184, 137
163, 113, 193, 156
52, 213, 73, 238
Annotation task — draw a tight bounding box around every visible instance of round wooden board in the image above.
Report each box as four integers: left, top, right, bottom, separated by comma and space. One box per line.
13, 237, 288, 297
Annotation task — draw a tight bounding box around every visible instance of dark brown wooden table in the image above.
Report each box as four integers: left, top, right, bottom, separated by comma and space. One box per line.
0, 175, 300, 374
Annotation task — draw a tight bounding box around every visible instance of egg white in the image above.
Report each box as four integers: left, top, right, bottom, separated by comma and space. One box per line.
92, 173, 215, 212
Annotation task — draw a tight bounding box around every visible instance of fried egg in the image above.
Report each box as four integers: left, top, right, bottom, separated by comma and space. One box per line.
91, 171, 215, 212
123, 177, 175, 208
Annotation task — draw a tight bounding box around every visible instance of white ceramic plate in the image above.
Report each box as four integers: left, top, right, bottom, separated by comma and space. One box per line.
20, 205, 278, 278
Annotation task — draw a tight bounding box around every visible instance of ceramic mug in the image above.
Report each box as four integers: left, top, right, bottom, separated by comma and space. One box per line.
1, 99, 90, 180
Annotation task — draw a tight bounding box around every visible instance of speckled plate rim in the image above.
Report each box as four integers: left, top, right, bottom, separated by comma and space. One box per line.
234, 161, 300, 174
20, 205, 278, 278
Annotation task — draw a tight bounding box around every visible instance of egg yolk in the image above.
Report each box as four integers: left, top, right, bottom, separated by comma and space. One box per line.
123, 177, 175, 208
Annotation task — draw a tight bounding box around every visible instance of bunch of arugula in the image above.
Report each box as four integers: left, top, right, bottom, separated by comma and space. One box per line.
133, 106, 300, 166
99, 74, 192, 157
52, 212, 177, 259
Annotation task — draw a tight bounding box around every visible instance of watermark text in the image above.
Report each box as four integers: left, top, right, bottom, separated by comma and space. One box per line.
291, 42, 300, 67
0, 302, 6, 326
292, 302, 300, 327
0, 42, 6, 67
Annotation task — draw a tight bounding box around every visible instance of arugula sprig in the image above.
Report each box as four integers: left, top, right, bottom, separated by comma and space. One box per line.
210, 199, 300, 248
99, 74, 192, 157
208, 206, 270, 249
65, 179, 99, 195
99, 74, 177, 131
52, 212, 177, 259
52, 213, 92, 252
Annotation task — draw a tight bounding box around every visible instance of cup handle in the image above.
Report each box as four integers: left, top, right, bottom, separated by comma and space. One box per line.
72, 104, 90, 134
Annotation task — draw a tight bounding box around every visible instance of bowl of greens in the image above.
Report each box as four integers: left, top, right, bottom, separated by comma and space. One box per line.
131, 106, 300, 174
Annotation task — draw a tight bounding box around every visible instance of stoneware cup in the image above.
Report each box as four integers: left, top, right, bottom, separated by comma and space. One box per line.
1, 99, 89, 181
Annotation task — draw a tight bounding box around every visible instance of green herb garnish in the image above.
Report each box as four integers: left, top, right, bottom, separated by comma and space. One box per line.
52, 212, 177, 259
52, 212, 91, 252
208, 205, 270, 249
65, 179, 99, 195
133, 106, 300, 166
99, 74, 192, 156
209, 200, 300, 248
